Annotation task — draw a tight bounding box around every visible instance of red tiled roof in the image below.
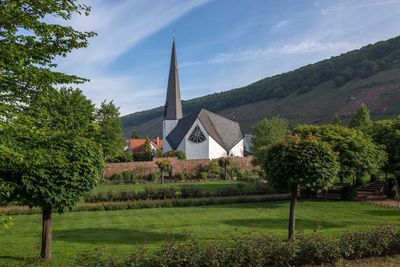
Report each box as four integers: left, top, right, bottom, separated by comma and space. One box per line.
128, 138, 163, 152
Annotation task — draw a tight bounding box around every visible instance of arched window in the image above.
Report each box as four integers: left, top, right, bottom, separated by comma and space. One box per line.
188, 125, 206, 143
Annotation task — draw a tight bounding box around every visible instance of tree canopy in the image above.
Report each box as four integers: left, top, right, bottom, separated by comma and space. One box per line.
294, 124, 386, 183
251, 116, 291, 165
95, 100, 125, 161
349, 104, 373, 133
263, 135, 339, 239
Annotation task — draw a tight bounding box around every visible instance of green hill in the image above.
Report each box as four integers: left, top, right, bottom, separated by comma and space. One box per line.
121, 36, 400, 138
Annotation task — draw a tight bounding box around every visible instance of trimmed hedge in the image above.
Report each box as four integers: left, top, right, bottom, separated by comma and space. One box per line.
73, 226, 400, 266
1, 194, 290, 215
83, 184, 272, 203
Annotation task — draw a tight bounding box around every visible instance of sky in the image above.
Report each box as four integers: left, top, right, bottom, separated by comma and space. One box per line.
56, 0, 400, 115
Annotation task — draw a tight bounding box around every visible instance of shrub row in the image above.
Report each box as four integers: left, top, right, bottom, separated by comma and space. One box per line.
73, 226, 400, 266
1, 194, 290, 215
84, 184, 272, 203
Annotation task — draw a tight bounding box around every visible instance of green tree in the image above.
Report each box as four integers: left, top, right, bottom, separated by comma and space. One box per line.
295, 124, 386, 184
349, 104, 373, 132
264, 135, 339, 240
332, 114, 343, 125
143, 136, 152, 153
0, 1, 96, 255
370, 117, 400, 180
218, 157, 232, 180
1, 89, 104, 261
251, 116, 290, 165
95, 100, 125, 161
155, 160, 171, 184
130, 130, 140, 139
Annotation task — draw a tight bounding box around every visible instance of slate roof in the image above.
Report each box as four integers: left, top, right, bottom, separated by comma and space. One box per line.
166, 109, 244, 151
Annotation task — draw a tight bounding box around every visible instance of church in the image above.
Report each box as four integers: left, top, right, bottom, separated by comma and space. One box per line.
162, 39, 245, 160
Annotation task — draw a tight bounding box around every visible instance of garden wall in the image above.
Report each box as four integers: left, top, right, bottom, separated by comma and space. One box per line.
104, 157, 258, 178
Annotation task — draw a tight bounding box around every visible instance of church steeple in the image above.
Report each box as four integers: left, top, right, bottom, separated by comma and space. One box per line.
164, 38, 183, 120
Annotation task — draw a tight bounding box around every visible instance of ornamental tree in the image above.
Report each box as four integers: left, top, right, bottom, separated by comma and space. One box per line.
1, 89, 104, 261
294, 124, 386, 184
263, 135, 339, 240
251, 116, 290, 165
218, 157, 233, 180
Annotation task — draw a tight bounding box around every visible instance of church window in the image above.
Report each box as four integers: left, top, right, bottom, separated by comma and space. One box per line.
188, 125, 206, 143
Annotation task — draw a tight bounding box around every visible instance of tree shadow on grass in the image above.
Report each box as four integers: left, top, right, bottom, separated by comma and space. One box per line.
53, 228, 185, 245
203, 201, 288, 209
363, 209, 400, 217
223, 218, 348, 231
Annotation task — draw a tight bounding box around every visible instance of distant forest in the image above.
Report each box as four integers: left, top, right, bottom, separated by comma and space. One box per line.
121, 36, 400, 129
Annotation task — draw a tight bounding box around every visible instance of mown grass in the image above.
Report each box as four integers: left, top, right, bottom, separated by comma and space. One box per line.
0, 200, 399, 266
94, 180, 255, 193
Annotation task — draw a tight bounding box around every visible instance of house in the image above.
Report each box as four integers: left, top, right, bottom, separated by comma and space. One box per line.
162, 39, 245, 160
126, 137, 163, 153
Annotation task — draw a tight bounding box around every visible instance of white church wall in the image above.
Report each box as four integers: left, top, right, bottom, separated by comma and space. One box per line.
208, 136, 228, 159
229, 139, 244, 157
163, 120, 178, 152
183, 119, 210, 160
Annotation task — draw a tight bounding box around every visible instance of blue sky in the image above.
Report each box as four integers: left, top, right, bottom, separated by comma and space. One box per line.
57, 0, 400, 115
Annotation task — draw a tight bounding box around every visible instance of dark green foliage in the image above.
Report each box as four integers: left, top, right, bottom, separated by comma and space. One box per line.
148, 172, 159, 182
349, 103, 373, 133
73, 226, 400, 267
251, 116, 290, 165
295, 124, 387, 183
121, 36, 400, 133
162, 150, 186, 159
370, 117, 400, 173
132, 152, 153, 162
95, 101, 125, 161
143, 136, 152, 153
263, 135, 339, 192
107, 152, 132, 163
199, 172, 208, 180
175, 172, 186, 181
4, 195, 291, 215
340, 186, 358, 201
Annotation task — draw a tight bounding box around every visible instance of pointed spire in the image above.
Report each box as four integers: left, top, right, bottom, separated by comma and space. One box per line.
164, 37, 183, 120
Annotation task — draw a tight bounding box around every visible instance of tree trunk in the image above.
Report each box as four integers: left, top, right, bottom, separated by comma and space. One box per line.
161, 168, 164, 184
41, 207, 52, 261
224, 165, 227, 180
288, 184, 298, 240
385, 170, 388, 192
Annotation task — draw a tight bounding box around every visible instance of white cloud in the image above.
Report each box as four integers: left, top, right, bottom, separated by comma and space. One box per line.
321, 0, 400, 15
182, 40, 356, 66
57, 0, 210, 69
272, 19, 290, 30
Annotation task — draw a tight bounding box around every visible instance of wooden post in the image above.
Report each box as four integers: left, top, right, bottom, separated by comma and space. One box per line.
41, 207, 52, 261
288, 184, 298, 240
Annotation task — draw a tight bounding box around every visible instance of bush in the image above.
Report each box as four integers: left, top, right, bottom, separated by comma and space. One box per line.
340, 185, 357, 200
73, 226, 400, 266
199, 172, 208, 180
132, 152, 153, 162
122, 171, 133, 181
175, 172, 185, 181
110, 172, 124, 181
162, 150, 186, 159
147, 172, 159, 182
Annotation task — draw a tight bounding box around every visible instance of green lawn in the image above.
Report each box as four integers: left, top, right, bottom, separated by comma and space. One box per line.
0, 200, 399, 266
94, 180, 255, 193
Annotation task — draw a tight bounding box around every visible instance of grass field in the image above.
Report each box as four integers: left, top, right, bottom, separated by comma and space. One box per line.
94, 180, 255, 193
0, 200, 399, 266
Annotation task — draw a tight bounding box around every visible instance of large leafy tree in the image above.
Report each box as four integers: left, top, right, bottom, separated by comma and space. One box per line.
349, 103, 373, 133
251, 116, 291, 165
295, 124, 386, 184
264, 135, 339, 240
95, 100, 125, 161
1, 0, 97, 261
1, 89, 104, 261
370, 117, 400, 175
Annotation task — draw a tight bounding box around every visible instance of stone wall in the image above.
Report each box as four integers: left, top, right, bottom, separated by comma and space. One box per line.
104, 157, 259, 178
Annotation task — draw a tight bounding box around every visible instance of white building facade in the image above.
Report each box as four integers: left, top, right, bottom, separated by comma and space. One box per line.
162, 39, 245, 160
